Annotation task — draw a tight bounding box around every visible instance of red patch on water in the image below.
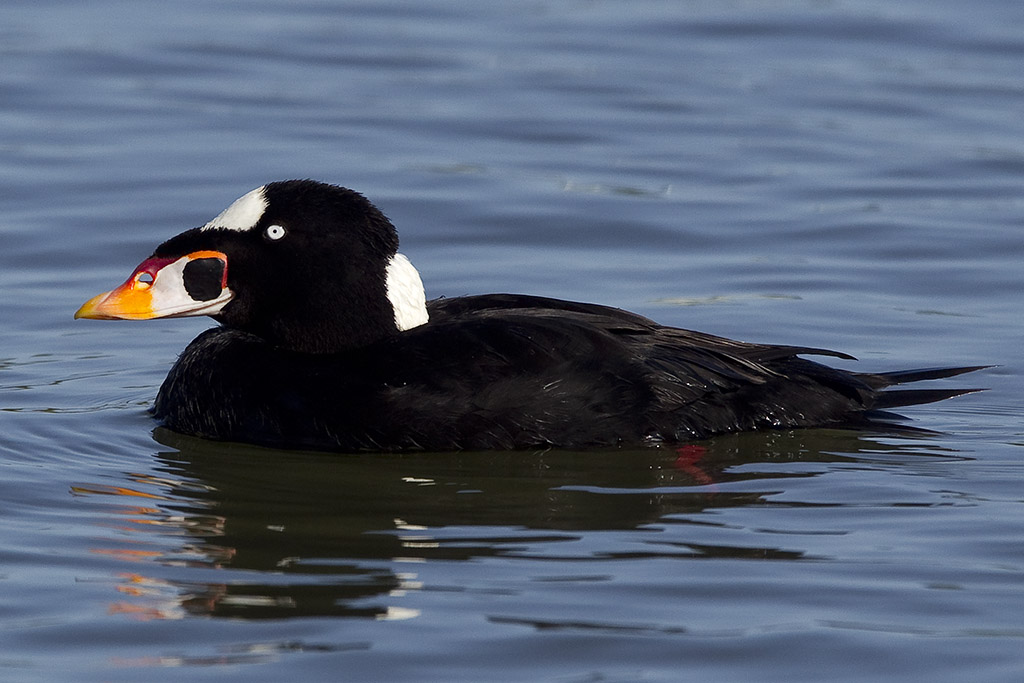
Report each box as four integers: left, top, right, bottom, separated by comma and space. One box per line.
672, 444, 715, 488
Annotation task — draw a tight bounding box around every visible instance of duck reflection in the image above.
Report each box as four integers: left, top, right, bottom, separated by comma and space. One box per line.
74, 427, 963, 621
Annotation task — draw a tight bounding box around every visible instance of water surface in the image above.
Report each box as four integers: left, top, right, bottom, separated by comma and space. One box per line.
2, 1, 1023, 681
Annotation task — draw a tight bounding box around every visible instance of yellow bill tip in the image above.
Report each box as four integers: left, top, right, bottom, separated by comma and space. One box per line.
74, 291, 111, 319
74, 282, 156, 320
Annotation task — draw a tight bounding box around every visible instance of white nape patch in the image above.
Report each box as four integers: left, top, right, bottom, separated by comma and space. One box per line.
385, 253, 428, 331
201, 186, 268, 232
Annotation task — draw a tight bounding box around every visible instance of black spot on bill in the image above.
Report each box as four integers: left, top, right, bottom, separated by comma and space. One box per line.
183, 258, 225, 301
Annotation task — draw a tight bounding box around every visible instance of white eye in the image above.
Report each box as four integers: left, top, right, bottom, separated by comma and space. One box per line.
265, 224, 286, 241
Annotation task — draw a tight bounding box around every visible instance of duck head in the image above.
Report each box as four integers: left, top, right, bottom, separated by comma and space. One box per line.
75, 180, 428, 353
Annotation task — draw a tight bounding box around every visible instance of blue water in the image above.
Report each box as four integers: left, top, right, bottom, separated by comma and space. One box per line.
2, 1, 1023, 681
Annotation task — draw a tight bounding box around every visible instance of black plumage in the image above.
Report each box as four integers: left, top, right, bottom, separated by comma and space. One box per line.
152, 294, 982, 451
81, 180, 984, 451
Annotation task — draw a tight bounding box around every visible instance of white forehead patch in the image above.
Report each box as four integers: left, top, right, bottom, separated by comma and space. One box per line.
201, 186, 268, 231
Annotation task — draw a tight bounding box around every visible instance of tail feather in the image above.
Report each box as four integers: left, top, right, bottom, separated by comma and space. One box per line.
872, 386, 985, 410
862, 365, 991, 389
860, 364, 990, 410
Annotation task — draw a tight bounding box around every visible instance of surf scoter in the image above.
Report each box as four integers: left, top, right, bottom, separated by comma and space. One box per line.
76, 179, 983, 451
